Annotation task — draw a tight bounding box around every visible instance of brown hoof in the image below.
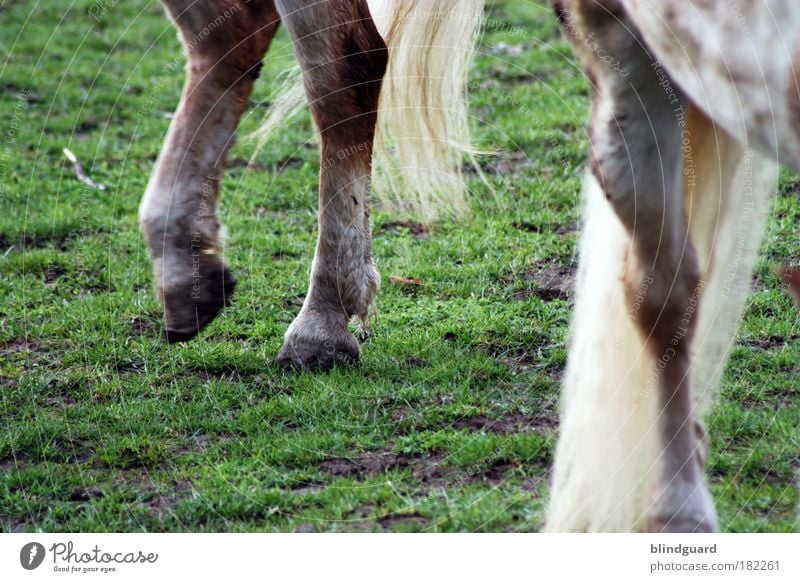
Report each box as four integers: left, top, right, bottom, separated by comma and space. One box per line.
646, 483, 719, 533
163, 265, 236, 343
646, 514, 718, 533
276, 312, 360, 371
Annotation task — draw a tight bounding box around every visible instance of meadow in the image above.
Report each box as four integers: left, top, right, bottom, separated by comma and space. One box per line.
0, 0, 798, 532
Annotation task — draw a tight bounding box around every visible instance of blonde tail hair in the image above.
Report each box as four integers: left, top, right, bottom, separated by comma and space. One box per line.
369, 0, 483, 220
252, 0, 484, 222
545, 106, 776, 531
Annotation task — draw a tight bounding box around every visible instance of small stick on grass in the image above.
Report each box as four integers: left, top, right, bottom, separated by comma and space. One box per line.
63, 148, 106, 191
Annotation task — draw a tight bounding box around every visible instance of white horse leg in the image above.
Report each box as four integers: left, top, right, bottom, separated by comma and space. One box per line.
547, 0, 715, 532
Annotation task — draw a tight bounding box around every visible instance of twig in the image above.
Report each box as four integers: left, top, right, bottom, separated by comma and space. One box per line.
63, 148, 106, 191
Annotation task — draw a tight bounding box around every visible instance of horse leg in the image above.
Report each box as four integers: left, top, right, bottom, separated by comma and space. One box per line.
552, 0, 716, 531
273, 0, 388, 369
140, 0, 279, 341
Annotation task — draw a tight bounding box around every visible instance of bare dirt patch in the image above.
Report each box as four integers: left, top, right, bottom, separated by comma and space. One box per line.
318, 446, 545, 492
142, 482, 192, 520
739, 335, 795, 351
1, 338, 44, 357
470, 151, 531, 175
129, 317, 156, 336
111, 467, 193, 520
44, 265, 67, 285
378, 220, 430, 240
512, 220, 542, 233
555, 221, 578, 236
512, 263, 576, 302
377, 512, 428, 528
69, 485, 103, 502
451, 412, 557, 434
282, 293, 306, 310
0, 229, 94, 253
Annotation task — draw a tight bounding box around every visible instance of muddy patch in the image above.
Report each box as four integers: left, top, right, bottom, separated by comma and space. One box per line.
271, 250, 302, 261
319, 451, 478, 490
512, 264, 576, 302
377, 512, 428, 529
44, 265, 67, 285
175, 434, 214, 456
318, 447, 543, 491
470, 151, 532, 175
341, 504, 430, 532
1, 338, 45, 359
512, 220, 542, 233
111, 467, 192, 520
451, 412, 557, 434
76, 119, 100, 134
0, 457, 21, 475
739, 335, 794, 351
142, 482, 192, 521
45, 395, 77, 407
227, 158, 269, 172
377, 220, 430, 240
282, 293, 306, 309
69, 485, 103, 502
0, 230, 89, 253
318, 451, 432, 478
405, 356, 428, 367
129, 316, 156, 336
555, 221, 579, 236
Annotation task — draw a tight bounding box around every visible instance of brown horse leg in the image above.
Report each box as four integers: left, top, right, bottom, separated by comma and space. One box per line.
140, 0, 279, 342
273, 0, 388, 369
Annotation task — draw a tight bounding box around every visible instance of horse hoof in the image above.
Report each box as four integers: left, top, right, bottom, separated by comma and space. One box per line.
162, 265, 236, 343
647, 515, 718, 533
646, 483, 719, 533
276, 311, 360, 371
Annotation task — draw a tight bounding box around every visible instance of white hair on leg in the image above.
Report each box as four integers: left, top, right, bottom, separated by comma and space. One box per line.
546, 109, 778, 532
545, 170, 660, 532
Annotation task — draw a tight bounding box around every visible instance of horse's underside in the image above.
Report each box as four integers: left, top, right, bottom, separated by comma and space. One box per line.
140, 0, 799, 531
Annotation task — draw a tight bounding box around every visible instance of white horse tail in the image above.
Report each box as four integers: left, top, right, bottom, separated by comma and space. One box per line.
545, 105, 776, 531
369, 0, 484, 221
684, 108, 776, 413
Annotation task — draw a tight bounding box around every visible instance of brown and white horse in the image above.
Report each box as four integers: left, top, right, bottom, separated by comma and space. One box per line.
140, 0, 799, 531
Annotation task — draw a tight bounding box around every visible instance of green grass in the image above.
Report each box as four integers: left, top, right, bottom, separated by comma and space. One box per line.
1, 0, 798, 532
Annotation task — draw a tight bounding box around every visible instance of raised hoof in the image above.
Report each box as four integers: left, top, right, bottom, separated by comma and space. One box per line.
276, 314, 360, 371
162, 266, 236, 343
